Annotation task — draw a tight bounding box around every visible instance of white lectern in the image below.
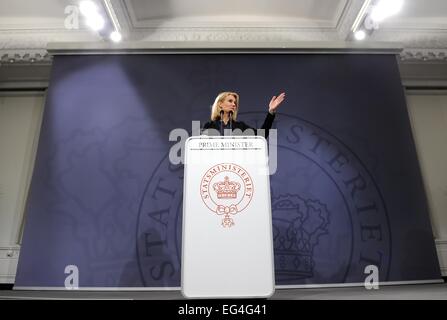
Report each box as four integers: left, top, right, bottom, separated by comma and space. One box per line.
181, 136, 275, 298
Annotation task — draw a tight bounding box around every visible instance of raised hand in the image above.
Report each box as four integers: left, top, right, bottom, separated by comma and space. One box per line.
269, 92, 286, 113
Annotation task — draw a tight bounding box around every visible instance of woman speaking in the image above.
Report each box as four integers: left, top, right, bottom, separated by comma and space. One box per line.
202, 91, 285, 138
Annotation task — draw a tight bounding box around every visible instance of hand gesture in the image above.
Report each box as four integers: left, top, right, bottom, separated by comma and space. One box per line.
269, 92, 286, 113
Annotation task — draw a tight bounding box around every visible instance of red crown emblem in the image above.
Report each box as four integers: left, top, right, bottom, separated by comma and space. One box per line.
213, 176, 241, 199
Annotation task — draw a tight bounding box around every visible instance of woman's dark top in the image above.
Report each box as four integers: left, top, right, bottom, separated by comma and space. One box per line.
202, 112, 276, 139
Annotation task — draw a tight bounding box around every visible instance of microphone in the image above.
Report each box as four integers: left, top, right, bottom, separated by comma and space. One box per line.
220, 110, 224, 136
229, 111, 233, 135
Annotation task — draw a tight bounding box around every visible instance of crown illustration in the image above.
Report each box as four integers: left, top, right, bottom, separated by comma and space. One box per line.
213, 176, 241, 199
272, 194, 330, 282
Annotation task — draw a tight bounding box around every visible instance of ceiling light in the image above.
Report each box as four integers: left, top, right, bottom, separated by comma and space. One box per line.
86, 14, 104, 31
79, 1, 98, 17
371, 0, 404, 22
354, 30, 366, 41
110, 31, 122, 42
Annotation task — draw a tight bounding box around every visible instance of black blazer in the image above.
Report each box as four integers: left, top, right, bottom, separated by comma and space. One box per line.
202, 112, 276, 139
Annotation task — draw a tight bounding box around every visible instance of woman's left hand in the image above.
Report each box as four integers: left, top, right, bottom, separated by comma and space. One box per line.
269, 92, 286, 113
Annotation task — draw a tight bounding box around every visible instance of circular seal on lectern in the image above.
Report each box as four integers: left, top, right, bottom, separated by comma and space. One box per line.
200, 163, 254, 228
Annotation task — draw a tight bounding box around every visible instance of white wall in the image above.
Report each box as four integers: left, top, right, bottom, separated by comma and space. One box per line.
406, 91, 447, 276
0, 93, 44, 283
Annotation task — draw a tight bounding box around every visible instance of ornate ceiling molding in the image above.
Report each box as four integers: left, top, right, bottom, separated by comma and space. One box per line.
0, 49, 51, 66
1, 29, 446, 66
400, 48, 447, 62
0, 30, 97, 65
126, 29, 340, 42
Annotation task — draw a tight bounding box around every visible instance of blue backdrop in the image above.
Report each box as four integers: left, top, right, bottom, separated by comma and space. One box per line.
15, 54, 441, 288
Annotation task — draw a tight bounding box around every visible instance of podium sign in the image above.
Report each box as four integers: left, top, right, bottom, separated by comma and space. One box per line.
181, 136, 275, 298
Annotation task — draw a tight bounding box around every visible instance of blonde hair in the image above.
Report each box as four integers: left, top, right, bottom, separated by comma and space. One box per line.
210, 92, 239, 121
